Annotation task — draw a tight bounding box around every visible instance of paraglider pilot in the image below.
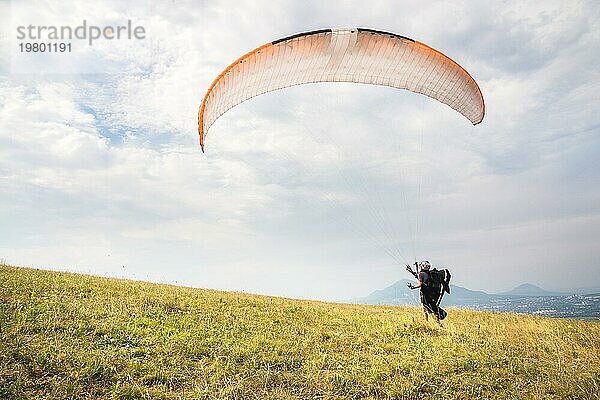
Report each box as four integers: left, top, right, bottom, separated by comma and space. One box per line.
407, 261, 448, 323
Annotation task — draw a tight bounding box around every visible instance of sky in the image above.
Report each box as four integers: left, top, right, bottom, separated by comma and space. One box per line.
1, 0, 599, 301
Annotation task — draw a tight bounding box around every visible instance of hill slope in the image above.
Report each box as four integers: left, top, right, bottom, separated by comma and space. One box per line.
1, 265, 599, 399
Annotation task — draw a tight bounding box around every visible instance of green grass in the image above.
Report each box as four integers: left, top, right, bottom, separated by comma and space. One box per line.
1, 264, 598, 399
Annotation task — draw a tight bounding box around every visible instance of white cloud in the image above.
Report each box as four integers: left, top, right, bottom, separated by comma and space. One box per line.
1, 0, 599, 299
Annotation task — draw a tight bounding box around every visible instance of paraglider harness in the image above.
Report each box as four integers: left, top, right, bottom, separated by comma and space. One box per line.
406, 262, 451, 320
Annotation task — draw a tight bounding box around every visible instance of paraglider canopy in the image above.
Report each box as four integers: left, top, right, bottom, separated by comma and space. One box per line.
198, 28, 484, 151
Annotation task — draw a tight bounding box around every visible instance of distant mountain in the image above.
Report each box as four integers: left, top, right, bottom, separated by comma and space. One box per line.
351, 279, 420, 306
444, 285, 492, 307
352, 279, 491, 307
499, 283, 562, 297
353, 281, 600, 319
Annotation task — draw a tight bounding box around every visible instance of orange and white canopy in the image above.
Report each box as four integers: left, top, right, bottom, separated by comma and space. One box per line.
198, 28, 485, 151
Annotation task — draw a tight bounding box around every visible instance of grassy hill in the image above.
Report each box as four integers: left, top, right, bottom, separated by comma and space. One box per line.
1, 265, 598, 399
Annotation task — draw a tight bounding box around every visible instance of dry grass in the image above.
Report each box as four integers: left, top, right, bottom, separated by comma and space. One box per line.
1, 264, 598, 399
